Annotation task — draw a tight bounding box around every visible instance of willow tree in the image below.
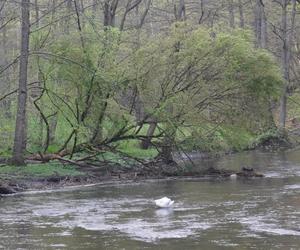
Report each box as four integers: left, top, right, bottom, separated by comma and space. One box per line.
129, 26, 282, 158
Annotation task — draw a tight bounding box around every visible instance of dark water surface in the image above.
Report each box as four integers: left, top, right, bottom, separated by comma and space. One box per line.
0, 150, 300, 249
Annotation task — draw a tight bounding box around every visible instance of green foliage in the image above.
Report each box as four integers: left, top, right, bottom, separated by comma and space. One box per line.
179, 125, 254, 152
215, 30, 282, 97
126, 25, 282, 155
1, 22, 284, 162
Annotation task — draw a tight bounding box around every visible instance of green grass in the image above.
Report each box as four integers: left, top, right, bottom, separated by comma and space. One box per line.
0, 162, 84, 179
118, 140, 159, 159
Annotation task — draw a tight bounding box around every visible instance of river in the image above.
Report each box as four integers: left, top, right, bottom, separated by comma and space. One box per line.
0, 150, 299, 249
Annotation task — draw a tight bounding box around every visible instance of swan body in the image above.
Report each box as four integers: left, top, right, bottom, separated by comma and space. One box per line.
230, 174, 237, 179
155, 197, 174, 208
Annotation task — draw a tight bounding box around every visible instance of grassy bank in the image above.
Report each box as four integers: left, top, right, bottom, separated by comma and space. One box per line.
0, 162, 84, 180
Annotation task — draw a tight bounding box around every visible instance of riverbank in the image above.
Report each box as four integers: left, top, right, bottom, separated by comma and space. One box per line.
1, 121, 297, 196
0, 154, 270, 195
0, 157, 234, 195
2, 128, 294, 195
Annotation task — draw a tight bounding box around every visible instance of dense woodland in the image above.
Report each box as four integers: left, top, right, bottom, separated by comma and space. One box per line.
0, 0, 299, 167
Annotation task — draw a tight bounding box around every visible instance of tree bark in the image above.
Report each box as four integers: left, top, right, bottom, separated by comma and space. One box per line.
92, 0, 98, 18
160, 123, 176, 164
103, 0, 119, 27
11, 0, 30, 165
141, 121, 157, 149
261, 7, 267, 48
254, 0, 262, 46
2, 18, 11, 118
64, 0, 72, 33
34, 0, 44, 146
279, 0, 296, 129
49, 115, 58, 145
228, 0, 235, 28
279, 0, 288, 129
238, 0, 244, 28
120, 0, 143, 31
254, 0, 267, 48
174, 0, 185, 21
139, 0, 151, 28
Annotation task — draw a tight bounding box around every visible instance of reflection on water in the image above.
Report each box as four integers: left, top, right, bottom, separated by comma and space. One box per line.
0, 150, 300, 249
155, 208, 174, 217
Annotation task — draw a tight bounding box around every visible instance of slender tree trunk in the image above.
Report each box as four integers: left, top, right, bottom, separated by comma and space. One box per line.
11, 0, 30, 165
64, 0, 72, 33
254, 0, 267, 48
238, 0, 244, 28
279, 0, 296, 129
279, 0, 288, 129
49, 115, 58, 144
198, 0, 205, 24
261, 9, 267, 48
139, 0, 151, 28
34, 0, 44, 146
254, 0, 262, 47
92, 0, 97, 18
228, 0, 235, 28
2, 22, 11, 118
174, 0, 185, 21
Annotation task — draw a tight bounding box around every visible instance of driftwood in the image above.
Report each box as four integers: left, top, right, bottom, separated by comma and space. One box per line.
26, 149, 69, 162
26, 150, 106, 169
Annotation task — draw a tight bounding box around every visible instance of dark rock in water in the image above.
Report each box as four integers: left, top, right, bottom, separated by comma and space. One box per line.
242, 167, 254, 172
236, 167, 264, 178
254, 172, 264, 177
0, 186, 15, 195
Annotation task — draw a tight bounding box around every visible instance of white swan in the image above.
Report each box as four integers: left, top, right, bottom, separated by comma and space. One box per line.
230, 174, 237, 179
154, 197, 174, 208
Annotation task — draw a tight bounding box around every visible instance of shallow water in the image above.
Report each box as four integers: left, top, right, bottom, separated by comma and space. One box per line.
0, 150, 300, 249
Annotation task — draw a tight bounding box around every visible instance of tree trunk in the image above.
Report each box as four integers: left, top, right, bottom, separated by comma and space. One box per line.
34, 0, 44, 146
174, 0, 185, 21
198, 0, 205, 24
254, 0, 262, 47
49, 115, 58, 145
254, 0, 267, 48
120, 0, 143, 31
139, 0, 151, 28
64, 0, 72, 33
92, 0, 97, 18
279, 0, 288, 129
2, 21, 11, 118
261, 9, 267, 48
103, 0, 119, 27
11, 0, 30, 165
279, 0, 296, 129
238, 0, 244, 28
160, 123, 176, 164
141, 122, 157, 149
228, 0, 235, 28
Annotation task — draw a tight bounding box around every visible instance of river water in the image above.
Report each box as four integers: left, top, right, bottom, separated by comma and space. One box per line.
0, 150, 299, 249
